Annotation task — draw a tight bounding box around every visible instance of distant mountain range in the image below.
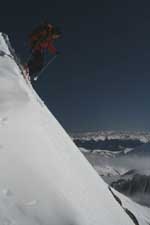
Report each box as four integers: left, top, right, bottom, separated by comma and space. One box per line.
127, 142, 150, 156
72, 131, 150, 207
71, 130, 150, 142
71, 130, 150, 155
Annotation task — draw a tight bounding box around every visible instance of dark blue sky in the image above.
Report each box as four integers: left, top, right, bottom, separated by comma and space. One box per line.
1, 0, 150, 132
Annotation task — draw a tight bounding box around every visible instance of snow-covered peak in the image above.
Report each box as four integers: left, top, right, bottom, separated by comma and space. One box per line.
0, 33, 140, 224
0, 33, 11, 55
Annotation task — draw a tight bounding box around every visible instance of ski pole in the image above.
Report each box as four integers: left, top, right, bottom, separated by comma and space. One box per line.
34, 54, 57, 81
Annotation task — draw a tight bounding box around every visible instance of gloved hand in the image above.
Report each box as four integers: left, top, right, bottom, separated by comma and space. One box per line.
56, 51, 61, 55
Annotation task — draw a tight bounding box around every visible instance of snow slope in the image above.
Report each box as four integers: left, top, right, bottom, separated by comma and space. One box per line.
0, 33, 140, 225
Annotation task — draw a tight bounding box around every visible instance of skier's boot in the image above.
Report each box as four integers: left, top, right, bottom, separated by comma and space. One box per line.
23, 63, 30, 81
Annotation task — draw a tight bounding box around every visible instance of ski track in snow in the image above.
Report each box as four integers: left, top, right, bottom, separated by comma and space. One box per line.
0, 32, 149, 225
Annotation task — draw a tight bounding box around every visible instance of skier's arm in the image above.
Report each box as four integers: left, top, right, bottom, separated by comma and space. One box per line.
47, 42, 57, 54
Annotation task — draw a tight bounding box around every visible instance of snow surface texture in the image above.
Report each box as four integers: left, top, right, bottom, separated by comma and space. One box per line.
0, 33, 142, 225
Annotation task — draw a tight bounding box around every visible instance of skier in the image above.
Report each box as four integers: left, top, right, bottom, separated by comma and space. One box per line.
27, 21, 61, 76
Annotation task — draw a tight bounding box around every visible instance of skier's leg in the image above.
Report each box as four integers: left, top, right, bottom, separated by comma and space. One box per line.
28, 51, 44, 76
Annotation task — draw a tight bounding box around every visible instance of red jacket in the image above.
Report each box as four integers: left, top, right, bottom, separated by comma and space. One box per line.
29, 28, 57, 54
33, 36, 57, 54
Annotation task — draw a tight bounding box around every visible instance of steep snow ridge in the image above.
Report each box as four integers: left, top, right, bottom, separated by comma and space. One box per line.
113, 189, 150, 225
0, 33, 137, 225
